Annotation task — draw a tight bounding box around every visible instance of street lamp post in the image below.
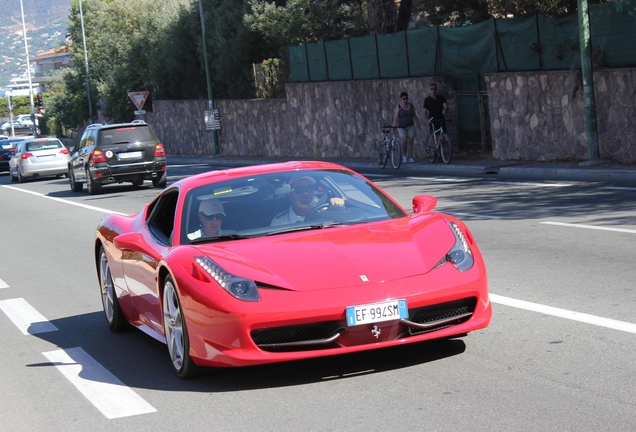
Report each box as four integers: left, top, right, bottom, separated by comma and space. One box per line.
79, 0, 94, 123
198, 0, 220, 155
19, 0, 37, 138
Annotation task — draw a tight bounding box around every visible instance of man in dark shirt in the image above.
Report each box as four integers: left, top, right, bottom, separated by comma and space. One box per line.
423, 83, 449, 133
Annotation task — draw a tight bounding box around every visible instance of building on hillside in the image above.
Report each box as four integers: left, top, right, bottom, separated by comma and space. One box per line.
1, 46, 73, 97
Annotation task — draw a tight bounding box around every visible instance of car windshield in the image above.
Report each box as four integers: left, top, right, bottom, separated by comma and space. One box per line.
180, 169, 407, 245
26, 141, 62, 151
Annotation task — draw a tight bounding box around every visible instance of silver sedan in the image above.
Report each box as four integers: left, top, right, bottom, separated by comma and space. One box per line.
9, 137, 70, 183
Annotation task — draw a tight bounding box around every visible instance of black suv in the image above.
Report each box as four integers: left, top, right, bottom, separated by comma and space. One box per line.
69, 120, 167, 194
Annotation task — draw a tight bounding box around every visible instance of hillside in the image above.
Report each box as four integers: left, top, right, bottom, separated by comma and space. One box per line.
0, 0, 71, 89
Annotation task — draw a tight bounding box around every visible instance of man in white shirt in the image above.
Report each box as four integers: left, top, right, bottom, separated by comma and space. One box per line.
271, 174, 344, 226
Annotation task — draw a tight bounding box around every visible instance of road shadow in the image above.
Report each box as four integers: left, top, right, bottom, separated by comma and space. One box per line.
27, 311, 467, 392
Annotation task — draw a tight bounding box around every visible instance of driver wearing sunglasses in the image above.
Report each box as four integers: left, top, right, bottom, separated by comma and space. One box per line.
270, 174, 345, 226
188, 197, 235, 240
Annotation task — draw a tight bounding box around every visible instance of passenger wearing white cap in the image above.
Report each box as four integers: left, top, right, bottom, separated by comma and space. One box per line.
270, 174, 344, 226
188, 198, 233, 240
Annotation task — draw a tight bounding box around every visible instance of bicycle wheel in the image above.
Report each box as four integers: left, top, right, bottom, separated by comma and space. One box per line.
391, 139, 402, 169
440, 133, 452, 164
426, 136, 437, 164
378, 138, 388, 168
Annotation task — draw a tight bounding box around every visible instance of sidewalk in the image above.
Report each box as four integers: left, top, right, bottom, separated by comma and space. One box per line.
167, 154, 636, 183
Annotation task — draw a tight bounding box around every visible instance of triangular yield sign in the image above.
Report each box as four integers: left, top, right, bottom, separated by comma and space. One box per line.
128, 91, 149, 110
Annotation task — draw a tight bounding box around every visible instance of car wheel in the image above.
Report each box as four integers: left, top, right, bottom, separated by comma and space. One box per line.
152, 172, 167, 188
17, 167, 26, 183
69, 168, 82, 192
2, 131, 8, 137
163, 276, 200, 378
10, 167, 17, 183
132, 179, 144, 187
98, 246, 128, 332
86, 168, 101, 195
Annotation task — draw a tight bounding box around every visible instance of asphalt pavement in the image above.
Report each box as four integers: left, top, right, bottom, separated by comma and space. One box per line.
168, 154, 636, 183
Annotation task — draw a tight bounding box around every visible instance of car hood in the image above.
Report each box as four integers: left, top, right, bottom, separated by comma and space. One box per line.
194, 215, 455, 291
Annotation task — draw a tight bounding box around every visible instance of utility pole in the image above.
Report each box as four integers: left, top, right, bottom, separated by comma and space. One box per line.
19, 0, 37, 138
79, 0, 94, 123
198, 0, 220, 155
577, 0, 601, 165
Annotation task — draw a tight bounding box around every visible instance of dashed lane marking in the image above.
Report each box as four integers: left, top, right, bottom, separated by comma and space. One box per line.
0, 298, 58, 335
542, 221, 636, 234
490, 294, 636, 334
0, 278, 8, 289
43, 347, 157, 419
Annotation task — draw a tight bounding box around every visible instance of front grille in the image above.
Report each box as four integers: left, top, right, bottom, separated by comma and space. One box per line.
404, 297, 477, 336
252, 321, 344, 352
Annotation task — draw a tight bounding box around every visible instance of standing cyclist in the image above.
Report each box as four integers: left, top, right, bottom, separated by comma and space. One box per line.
422, 83, 449, 134
392, 91, 421, 164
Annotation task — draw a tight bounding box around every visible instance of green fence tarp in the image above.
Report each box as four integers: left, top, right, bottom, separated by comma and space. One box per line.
289, 2, 636, 83
350, 35, 379, 80
325, 39, 352, 80
377, 32, 410, 78
406, 27, 437, 76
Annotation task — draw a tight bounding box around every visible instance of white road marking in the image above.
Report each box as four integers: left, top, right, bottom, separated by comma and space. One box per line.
0, 298, 58, 335
598, 186, 636, 191
407, 176, 474, 182
0, 278, 8, 289
490, 294, 636, 334
542, 221, 636, 234
42, 348, 156, 419
169, 163, 213, 168
488, 181, 572, 187
0, 185, 126, 215
444, 211, 503, 220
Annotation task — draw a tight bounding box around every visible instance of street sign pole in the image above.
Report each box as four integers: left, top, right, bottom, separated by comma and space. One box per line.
198, 0, 220, 155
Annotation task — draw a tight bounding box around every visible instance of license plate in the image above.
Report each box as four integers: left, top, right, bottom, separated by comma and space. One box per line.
346, 299, 408, 326
38, 155, 56, 161
118, 151, 142, 160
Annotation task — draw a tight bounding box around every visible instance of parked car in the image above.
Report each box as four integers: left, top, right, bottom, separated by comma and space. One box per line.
0, 137, 26, 173
14, 114, 42, 126
1, 120, 39, 136
95, 161, 492, 377
69, 120, 167, 194
9, 137, 70, 182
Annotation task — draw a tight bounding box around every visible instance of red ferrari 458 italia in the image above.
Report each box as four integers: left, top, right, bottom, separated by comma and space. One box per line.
95, 161, 491, 377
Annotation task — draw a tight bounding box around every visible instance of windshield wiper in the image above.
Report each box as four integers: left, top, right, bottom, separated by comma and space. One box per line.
267, 222, 343, 236
190, 234, 251, 244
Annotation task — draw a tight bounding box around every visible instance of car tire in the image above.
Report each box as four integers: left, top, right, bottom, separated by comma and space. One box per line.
17, 168, 26, 183
163, 276, 200, 378
152, 171, 167, 188
98, 246, 129, 332
69, 168, 82, 192
132, 179, 144, 187
86, 168, 101, 195
2, 131, 9, 137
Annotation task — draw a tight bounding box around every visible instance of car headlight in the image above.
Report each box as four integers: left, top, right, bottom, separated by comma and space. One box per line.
195, 256, 260, 301
434, 222, 474, 272
446, 222, 474, 271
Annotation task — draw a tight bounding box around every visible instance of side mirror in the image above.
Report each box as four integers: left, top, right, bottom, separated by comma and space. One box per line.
412, 195, 437, 214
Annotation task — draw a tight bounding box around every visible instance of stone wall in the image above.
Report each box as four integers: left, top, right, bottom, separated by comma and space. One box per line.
145, 76, 457, 159
486, 68, 636, 162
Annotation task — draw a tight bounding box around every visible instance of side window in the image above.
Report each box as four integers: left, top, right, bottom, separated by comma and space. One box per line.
146, 190, 179, 246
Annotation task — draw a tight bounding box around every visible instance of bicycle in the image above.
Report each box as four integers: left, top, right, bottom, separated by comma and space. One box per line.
425, 118, 451, 164
378, 125, 402, 169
